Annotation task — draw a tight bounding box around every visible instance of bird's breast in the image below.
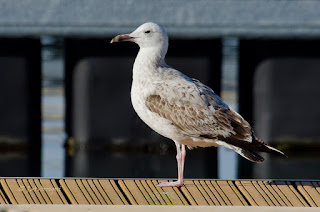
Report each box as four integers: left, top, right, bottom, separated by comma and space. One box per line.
130, 80, 184, 141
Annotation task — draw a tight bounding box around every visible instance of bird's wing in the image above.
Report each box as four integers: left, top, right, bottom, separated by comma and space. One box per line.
145, 76, 287, 161
191, 79, 287, 158
145, 77, 251, 140
191, 78, 253, 142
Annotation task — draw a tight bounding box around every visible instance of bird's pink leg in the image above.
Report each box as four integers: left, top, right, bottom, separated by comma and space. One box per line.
158, 143, 186, 187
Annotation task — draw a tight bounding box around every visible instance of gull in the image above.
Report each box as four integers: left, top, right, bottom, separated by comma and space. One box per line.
111, 22, 286, 187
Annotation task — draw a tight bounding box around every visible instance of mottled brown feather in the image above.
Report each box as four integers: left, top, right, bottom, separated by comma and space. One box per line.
145, 94, 286, 158
146, 94, 235, 139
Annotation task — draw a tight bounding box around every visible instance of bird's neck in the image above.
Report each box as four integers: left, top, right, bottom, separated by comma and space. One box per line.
133, 47, 167, 79
137, 46, 167, 66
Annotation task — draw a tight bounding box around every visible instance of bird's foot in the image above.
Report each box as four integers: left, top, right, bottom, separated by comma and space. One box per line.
157, 181, 183, 187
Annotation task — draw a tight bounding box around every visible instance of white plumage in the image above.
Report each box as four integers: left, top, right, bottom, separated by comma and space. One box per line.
111, 22, 286, 187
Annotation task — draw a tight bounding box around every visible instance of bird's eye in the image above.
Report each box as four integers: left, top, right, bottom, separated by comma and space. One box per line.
144, 30, 151, 34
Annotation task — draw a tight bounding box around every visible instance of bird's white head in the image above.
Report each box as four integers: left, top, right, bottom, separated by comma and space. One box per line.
129, 22, 168, 49
111, 22, 169, 59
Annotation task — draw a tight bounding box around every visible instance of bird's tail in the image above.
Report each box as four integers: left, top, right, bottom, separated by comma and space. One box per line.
216, 140, 265, 163
235, 148, 265, 163
217, 136, 287, 163
253, 136, 287, 158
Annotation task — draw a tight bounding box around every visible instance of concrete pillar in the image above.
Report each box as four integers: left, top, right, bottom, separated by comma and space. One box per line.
238, 39, 320, 179
0, 38, 41, 176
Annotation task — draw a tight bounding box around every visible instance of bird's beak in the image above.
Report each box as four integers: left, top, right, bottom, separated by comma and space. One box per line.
110, 34, 134, 44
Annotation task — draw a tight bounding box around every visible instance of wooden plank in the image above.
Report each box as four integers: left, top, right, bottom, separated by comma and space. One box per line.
39, 179, 67, 204
38, 179, 58, 204
118, 180, 137, 205
0, 187, 8, 204
140, 180, 160, 205
275, 181, 307, 207
299, 181, 320, 206
149, 180, 177, 205
235, 181, 256, 206
96, 180, 117, 204
180, 181, 196, 205
134, 180, 155, 205
62, 179, 89, 204
1, 179, 17, 204
286, 181, 309, 207
92, 180, 111, 204
182, 180, 208, 205
217, 180, 245, 206
130, 179, 148, 205
236, 181, 267, 206
200, 181, 220, 205
260, 180, 304, 207
227, 181, 248, 206
264, 181, 289, 206
168, 180, 189, 205
119, 180, 148, 205
87, 179, 106, 204
59, 179, 77, 204
194, 180, 214, 205
80, 179, 100, 204
17, 179, 35, 203
1, 178, 320, 206
12, 179, 31, 204
145, 180, 166, 205
110, 180, 129, 204
75, 179, 95, 204
296, 182, 316, 207
98, 179, 128, 205
211, 181, 231, 205
0, 179, 12, 204
154, 180, 188, 205
308, 182, 320, 206
50, 179, 69, 204
313, 182, 320, 195
251, 181, 274, 206
246, 181, 271, 206
150, 180, 172, 205
0, 188, 8, 204
3, 179, 28, 204
145, 180, 183, 205
268, 181, 292, 206
21, 179, 40, 204
27, 179, 46, 204
34, 179, 52, 204
257, 181, 280, 206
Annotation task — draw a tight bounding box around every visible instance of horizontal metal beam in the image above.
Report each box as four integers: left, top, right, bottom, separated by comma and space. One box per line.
1, 0, 320, 38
